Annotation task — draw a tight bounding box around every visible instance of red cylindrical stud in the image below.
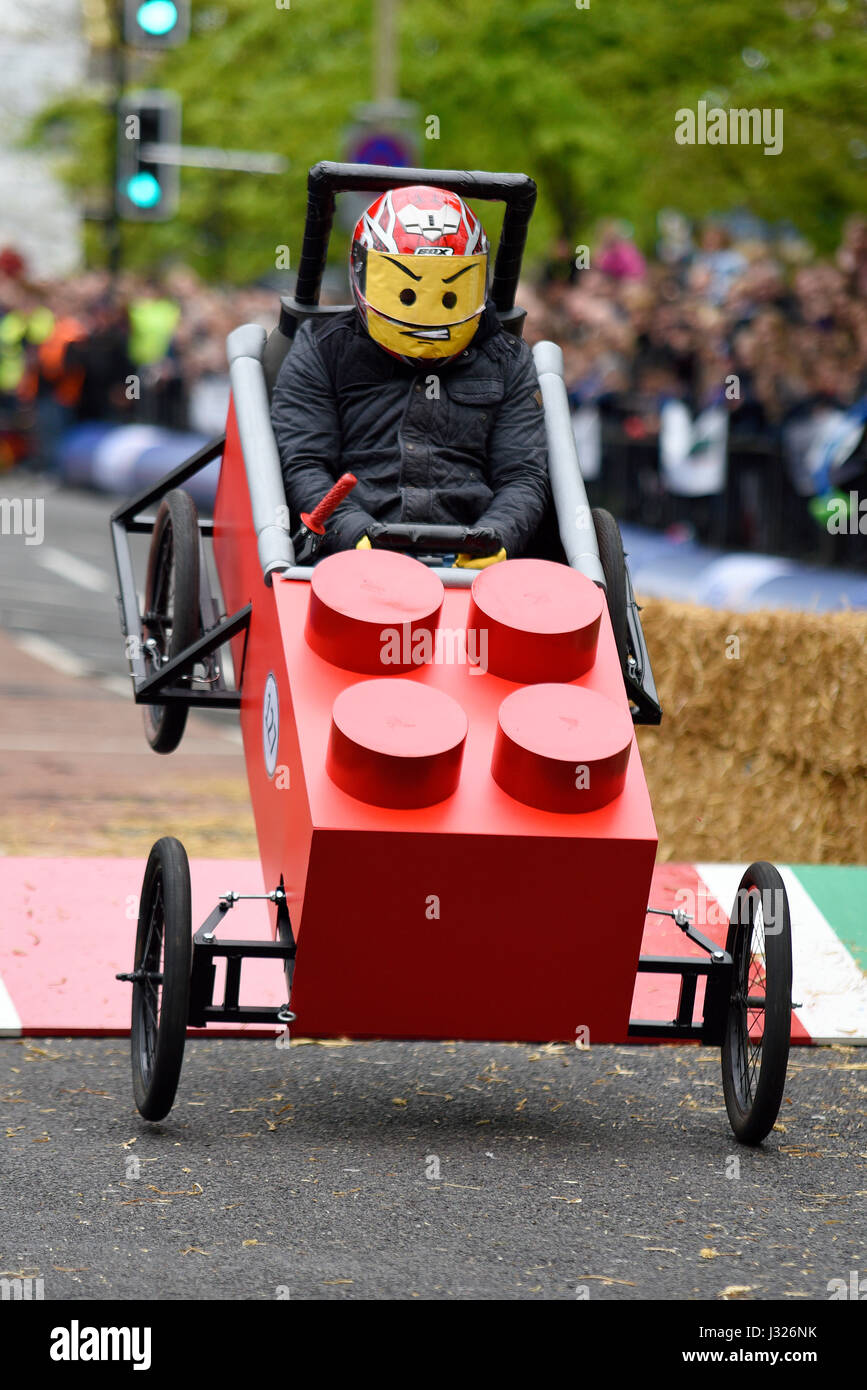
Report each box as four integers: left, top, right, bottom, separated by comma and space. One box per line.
467, 558, 603, 683
306, 549, 444, 674
327, 678, 468, 809
491, 683, 633, 813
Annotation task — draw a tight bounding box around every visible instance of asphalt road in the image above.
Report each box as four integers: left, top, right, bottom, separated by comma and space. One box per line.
1, 470, 865, 1304
0, 469, 144, 684
0, 468, 227, 716
2, 1035, 867, 1302
0, 469, 248, 859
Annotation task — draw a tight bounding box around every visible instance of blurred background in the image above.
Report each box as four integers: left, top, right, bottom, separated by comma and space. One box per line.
0, 2, 865, 870
3, 18, 867, 1281
2, 0, 867, 589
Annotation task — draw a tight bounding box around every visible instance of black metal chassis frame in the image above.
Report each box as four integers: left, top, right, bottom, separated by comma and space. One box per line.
624, 566, 662, 725
188, 889, 296, 1028
110, 433, 251, 711
629, 913, 733, 1043
177, 888, 733, 1038
178, 892, 734, 1040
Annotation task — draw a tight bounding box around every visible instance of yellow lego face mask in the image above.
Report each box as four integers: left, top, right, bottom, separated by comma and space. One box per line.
362, 251, 488, 360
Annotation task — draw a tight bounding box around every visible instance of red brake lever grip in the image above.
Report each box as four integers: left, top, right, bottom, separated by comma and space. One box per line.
301, 473, 358, 534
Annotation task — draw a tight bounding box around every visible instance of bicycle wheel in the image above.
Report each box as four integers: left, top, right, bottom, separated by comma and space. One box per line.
130, 837, 192, 1121
721, 861, 792, 1145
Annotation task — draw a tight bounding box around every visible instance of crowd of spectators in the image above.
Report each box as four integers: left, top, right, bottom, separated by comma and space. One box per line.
521, 214, 867, 558
526, 215, 867, 422
0, 259, 277, 470
2, 211, 867, 563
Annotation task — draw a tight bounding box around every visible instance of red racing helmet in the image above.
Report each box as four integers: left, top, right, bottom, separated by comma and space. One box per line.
350, 185, 490, 364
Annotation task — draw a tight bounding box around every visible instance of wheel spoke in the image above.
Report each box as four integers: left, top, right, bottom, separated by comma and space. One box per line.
135, 869, 167, 1087
145, 527, 175, 657
730, 887, 770, 1109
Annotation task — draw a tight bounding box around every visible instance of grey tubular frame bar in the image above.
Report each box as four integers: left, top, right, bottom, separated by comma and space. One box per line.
532, 341, 662, 724
226, 323, 296, 581
532, 340, 606, 587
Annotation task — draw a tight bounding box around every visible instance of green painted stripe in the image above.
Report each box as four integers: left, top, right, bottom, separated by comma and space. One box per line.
790, 865, 867, 974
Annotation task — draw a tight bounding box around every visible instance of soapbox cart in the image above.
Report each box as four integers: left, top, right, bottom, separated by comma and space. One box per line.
111, 163, 793, 1144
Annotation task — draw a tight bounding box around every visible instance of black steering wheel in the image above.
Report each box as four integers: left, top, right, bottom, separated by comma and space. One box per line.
365, 522, 501, 563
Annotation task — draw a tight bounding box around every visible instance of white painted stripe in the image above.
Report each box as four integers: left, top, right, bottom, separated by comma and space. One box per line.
37, 546, 111, 593
14, 633, 90, 678
0, 586, 99, 611
98, 675, 134, 698
14, 647, 242, 747
697, 863, 867, 1045
0, 971, 22, 1037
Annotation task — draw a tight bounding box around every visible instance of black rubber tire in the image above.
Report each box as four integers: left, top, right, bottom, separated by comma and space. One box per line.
592, 507, 630, 681
721, 862, 792, 1145
142, 489, 200, 754
130, 837, 192, 1121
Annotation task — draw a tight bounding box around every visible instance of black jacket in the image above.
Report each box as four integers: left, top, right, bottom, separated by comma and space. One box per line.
270, 302, 550, 556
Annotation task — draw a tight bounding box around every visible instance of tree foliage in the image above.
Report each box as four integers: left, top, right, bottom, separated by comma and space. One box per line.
31, 0, 867, 282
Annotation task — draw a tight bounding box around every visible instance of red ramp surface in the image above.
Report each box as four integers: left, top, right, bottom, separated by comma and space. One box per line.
0, 857, 822, 1041
0, 858, 274, 1037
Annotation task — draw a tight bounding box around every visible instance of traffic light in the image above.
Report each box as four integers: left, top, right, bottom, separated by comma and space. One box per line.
117, 91, 181, 221
123, 0, 190, 47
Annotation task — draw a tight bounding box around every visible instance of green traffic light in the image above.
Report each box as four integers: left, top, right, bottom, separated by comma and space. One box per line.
136, 1, 179, 36
126, 172, 162, 209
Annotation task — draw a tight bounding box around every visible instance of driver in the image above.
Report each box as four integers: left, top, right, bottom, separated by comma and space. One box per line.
271, 185, 549, 567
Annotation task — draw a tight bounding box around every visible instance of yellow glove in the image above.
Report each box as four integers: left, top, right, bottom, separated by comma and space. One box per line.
355, 535, 372, 550
453, 547, 507, 570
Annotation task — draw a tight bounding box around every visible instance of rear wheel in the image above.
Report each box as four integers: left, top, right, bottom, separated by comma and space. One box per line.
130, 837, 192, 1121
721, 862, 792, 1145
142, 489, 200, 754
592, 507, 629, 681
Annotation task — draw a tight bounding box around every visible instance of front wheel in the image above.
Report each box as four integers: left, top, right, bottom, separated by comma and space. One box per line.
721, 862, 793, 1145
130, 837, 192, 1121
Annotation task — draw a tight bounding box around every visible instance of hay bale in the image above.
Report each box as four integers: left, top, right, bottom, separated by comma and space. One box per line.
635, 599, 867, 864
